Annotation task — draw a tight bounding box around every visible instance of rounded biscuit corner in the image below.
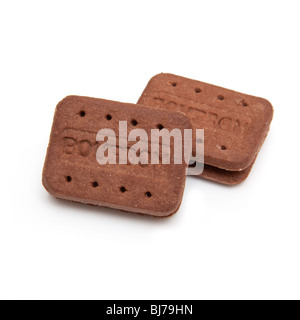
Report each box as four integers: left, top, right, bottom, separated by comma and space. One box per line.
170, 110, 192, 129
42, 171, 59, 198
62, 95, 78, 102
258, 97, 274, 118
159, 199, 183, 218
226, 174, 249, 186
55, 95, 78, 111
230, 152, 255, 172
226, 164, 254, 186
147, 73, 175, 85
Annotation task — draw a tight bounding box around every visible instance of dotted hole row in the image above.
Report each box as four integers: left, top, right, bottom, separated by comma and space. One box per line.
170, 82, 248, 106
79, 111, 164, 130
65, 176, 152, 197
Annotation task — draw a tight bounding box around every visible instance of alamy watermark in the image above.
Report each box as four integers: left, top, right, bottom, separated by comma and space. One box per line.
95, 121, 204, 175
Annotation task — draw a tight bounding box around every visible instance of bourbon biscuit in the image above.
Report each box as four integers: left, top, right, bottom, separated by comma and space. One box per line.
138, 73, 273, 172
42, 96, 192, 217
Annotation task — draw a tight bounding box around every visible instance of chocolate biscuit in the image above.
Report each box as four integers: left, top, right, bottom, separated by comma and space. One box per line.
43, 96, 191, 217
138, 73, 273, 184
198, 162, 253, 185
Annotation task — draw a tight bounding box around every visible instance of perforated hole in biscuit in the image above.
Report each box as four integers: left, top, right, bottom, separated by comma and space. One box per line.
120, 186, 127, 193
106, 114, 112, 120
66, 176, 72, 182
218, 95, 224, 100
92, 181, 99, 188
79, 111, 86, 117
171, 82, 177, 87
157, 124, 164, 130
195, 88, 201, 93
145, 192, 152, 198
242, 100, 248, 107
131, 119, 138, 126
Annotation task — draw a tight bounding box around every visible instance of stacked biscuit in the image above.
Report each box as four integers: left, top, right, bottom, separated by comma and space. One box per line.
43, 74, 273, 217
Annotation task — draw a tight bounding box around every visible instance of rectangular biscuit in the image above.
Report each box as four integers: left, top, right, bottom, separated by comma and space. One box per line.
42, 96, 192, 217
138, 73, 273, 185
138, 73, 273, 172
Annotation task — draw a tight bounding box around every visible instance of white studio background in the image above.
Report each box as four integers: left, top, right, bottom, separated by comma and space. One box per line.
0, 0, 299, 300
